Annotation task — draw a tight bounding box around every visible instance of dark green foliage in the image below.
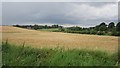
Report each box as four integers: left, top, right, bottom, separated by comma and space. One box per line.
13, 24, 63, 30
111, 31, 120, 36
52, 24, 59, 28
44, 25, 48, 29
99, 22, 107, 26
99, 26, 107, 31
116, 22, 120, 32
90, 29, 97, 34
108, 22, 115, 31
2, 42, 118, 66
99, 22, 107, 31
79, 30, 90, 34
95, 25, 100, 31
67, 26, 82, 31
34, 24, 39, 30
13, 22, 120, 36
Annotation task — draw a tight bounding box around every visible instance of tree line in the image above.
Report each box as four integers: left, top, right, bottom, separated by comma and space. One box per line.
13, 22, 120, 36
13, 24, 63, 30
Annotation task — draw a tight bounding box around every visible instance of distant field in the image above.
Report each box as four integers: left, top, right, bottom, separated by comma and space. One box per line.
1, 26, 118, 53
39, 28, 59, 32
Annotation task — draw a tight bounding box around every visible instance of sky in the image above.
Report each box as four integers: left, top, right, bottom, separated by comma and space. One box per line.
0, 2, 1, 26
2, 2, 118, 27
1, 0, 119, 2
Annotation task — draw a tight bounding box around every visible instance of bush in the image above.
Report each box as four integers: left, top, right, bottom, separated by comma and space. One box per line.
90, 30, 97, 34
79, 31, 86, 34
97, 31, 105, 35
59, 28, 65, 32
111, 31, 120, 36
79, 30, 90, 34
107, 32, 112, 36
85, 30, 90, 34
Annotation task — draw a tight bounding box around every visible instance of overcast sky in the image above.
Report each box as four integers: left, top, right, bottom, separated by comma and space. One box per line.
2, 2, 118, 27
1, 0, 118, 2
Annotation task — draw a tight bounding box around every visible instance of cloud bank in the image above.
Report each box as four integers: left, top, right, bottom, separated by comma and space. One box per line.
2, 2, 118, 27
1, 0, 118, 2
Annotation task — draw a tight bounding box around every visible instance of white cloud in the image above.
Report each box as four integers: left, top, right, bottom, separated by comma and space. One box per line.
67, 3, 118, 20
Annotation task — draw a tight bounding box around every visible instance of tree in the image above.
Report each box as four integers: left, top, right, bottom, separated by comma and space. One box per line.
99, 22, 107, 26
68, 26, 82, 31
59, 28, 65, 32
52, 24, 59, 28
99, 22, 107, 31
34, 24, 39, 30
95, 25, 100, 31
13, 24, 20, 27
116, 22, 120, 32
108, 22, 115, 31
45, 25, 48, 29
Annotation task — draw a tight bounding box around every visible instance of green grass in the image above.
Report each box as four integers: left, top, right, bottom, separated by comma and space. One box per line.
0, 42, 2, 67
39, 28, 59, 32
0, 52, 1, 62
2, 42, 118, 66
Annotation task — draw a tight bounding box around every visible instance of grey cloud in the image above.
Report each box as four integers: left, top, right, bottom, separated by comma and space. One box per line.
2, 2, 118, 27
82, 2, 116, 7
118, 2, 120, 22
0, 2, 2, 25
2, 0, 117, 2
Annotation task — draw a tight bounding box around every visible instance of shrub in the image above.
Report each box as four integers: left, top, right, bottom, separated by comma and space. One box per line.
59, 28, 65, 32
90, 30, 97, 34
97, 31, 105, 35
111, 31, 120, 36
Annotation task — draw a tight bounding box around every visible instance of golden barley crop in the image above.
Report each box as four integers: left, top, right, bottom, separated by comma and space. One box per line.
1, 26, 118, 53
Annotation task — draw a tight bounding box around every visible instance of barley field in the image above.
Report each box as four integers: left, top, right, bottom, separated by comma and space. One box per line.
1, 26, 118, 53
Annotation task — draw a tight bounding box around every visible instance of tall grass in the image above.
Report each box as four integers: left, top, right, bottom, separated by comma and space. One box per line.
2, 41, 118, 66
0, 53, 1, 68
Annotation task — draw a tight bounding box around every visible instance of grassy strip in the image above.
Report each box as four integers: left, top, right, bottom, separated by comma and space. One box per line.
39, 28, 59, 32
2, 42, 118, 66
39, 28, 120, 36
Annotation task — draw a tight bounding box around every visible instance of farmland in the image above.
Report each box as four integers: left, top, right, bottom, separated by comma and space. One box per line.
1, 26, 118, 53
1, 26, 119, 66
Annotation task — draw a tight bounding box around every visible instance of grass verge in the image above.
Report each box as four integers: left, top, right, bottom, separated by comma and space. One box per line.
2, 42, 118, 66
